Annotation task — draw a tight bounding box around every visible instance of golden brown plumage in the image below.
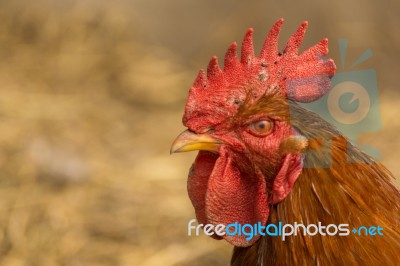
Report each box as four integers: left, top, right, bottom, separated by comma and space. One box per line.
231, 103, 400, 265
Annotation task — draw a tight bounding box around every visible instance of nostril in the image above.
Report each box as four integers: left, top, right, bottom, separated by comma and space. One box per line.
198, 127, 215, 134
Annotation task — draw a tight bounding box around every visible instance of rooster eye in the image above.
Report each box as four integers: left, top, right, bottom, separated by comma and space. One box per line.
247, 120, 273, 136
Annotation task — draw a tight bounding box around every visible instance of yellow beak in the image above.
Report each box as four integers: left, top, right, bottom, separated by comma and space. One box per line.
170, 130, 222, 154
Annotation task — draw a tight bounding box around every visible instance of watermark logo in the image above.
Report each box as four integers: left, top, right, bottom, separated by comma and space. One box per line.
188, 219, 384, 241
288, 39, 382, 167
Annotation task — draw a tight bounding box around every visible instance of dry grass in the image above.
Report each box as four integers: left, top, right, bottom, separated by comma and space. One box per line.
0, 1, 231, 265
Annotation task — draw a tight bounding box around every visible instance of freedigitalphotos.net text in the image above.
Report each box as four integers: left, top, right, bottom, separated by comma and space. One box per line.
188, 219, 383, 241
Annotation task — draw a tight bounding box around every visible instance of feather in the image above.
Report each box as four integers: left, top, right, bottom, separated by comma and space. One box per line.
231, 103, 400, 265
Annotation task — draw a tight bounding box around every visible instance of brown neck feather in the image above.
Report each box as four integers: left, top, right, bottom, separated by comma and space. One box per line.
231, 102, 400, 266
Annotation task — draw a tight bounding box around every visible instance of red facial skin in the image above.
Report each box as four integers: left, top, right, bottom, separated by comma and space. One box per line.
186, 108, 304, 246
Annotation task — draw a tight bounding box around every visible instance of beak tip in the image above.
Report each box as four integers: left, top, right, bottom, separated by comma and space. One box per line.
170, 144, 180, 155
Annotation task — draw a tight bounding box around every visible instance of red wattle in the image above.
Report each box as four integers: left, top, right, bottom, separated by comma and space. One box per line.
188, 149, 269, 247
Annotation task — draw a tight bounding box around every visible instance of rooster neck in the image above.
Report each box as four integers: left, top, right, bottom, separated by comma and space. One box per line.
232, 143, 400, 265
231, 103, 400, 265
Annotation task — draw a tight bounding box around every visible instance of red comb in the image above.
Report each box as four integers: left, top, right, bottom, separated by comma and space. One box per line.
192, 19, 335, 101
184, 19, 336, 129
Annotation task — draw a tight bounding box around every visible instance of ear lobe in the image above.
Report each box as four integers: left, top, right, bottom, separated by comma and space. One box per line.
270, 153, 304, 205
279, 135, 308, 155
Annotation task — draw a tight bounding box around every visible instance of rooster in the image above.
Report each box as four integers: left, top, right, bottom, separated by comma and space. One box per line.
170, 19, 400, 265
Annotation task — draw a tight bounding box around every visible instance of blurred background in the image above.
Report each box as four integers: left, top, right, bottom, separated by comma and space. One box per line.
0, 0, 398, 265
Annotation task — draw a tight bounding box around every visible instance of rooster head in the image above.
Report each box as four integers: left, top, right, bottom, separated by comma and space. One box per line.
171, 19, 336, 247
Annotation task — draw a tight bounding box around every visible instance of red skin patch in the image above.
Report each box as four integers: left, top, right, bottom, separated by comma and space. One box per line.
188, 148, 303, 247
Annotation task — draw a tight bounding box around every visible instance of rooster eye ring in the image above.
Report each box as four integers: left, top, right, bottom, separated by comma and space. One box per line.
247, 120, 273, 136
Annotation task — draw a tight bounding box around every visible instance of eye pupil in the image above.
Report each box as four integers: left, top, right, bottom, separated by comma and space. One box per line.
257, 122, 266, 129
